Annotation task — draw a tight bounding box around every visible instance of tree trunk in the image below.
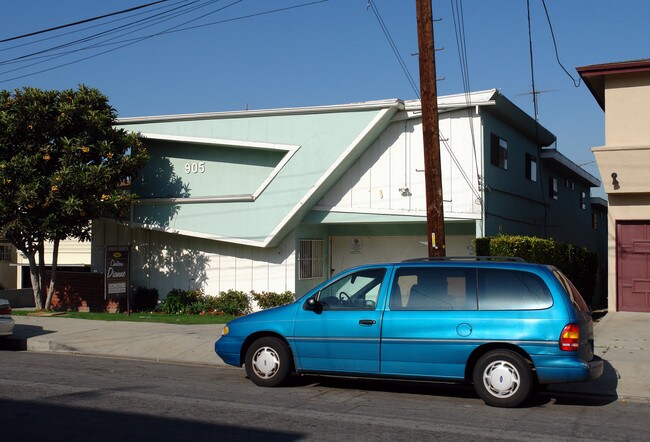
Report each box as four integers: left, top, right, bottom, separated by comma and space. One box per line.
37, 241, 46, 310
25, 251, 43, 310
44, 239, 60, 311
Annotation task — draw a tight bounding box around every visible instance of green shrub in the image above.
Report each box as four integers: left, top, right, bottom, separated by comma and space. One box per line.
157, 288, 203, 314
215, 290, 251, 316
252, 291, 295, 309
131, 287, 159, 312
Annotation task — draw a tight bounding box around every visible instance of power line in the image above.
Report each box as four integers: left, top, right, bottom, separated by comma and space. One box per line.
0, 0, 212, 66
367, 0, 420, 98
0, 0, 329, 84
0, 0, 169, 43
527, 0, 549, 237
0, 0, 232, 79
449, 0, 482, 207
540, 0, 581, 87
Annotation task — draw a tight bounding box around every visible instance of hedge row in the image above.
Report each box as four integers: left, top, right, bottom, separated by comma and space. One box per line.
474, 235, 598, 307
131, 287, 295, 316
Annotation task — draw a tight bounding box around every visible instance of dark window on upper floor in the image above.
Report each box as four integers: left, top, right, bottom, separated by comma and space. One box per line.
580, 191, 587, 209
525, 153, 537, 182
549, 177, 558, 200
565, 179, 575, 190
490, 134, 508, 170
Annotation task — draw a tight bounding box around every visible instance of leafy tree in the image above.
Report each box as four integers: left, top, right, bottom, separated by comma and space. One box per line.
0, 85, 148, 310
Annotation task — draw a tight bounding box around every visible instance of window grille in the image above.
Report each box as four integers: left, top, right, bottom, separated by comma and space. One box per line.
299, 239, 324, 280
0, 245, 11, 262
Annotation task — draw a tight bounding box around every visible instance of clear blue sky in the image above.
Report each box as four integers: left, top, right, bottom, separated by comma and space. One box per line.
2, 1, 649, 193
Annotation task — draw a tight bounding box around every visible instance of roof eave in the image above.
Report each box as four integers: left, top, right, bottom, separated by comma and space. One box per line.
577, 59, 650, 111
117, 99, 405, 124
540, 148, 601, 187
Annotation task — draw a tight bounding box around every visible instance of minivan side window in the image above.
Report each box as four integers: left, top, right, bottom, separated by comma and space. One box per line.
318, 268, 386, 310
390, 267, 477, 310
477, 269, 553, 310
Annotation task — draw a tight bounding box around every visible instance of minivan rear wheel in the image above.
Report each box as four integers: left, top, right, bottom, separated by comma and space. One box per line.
473, 349, 533, 408
245, 337, 292, 387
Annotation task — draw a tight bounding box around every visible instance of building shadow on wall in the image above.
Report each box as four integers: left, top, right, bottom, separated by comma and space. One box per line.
141, 243, 210, 294
132, 155, 191, 230
129, 154, 212, 295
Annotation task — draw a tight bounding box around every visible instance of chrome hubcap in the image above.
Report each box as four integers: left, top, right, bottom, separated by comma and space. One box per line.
483, 360, 520, 398
252, 346, 280, 379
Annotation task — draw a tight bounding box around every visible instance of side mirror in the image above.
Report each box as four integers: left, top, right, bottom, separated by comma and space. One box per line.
304, 296, 323, 313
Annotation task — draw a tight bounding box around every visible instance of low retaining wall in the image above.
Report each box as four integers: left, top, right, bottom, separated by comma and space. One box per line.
0, 288, 35, 308
47, 271, 108, 312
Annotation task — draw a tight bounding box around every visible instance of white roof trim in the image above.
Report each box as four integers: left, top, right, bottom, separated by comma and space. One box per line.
312, 205, 481, 221
117, 99, 404, 124
127, 221, 267, 247
140, 133, 300, 152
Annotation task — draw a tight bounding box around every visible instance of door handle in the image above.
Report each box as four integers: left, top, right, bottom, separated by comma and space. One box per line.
359, 319, 376, 325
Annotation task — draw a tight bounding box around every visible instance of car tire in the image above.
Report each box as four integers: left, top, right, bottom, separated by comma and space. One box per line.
244, 337, 292, 387
472, 349, 533, 408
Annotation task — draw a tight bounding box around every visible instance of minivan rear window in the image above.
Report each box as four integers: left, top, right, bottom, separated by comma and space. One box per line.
553, 269, 590, 312
477, 269, 553, 310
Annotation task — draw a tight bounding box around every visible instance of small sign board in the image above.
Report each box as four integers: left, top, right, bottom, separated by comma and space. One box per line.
105, 246, 129, 300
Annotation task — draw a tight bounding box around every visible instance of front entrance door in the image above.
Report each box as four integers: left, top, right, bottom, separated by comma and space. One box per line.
617, 222, 650, 312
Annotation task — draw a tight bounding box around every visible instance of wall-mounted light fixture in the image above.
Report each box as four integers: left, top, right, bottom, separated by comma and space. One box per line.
611, 172, 620, 190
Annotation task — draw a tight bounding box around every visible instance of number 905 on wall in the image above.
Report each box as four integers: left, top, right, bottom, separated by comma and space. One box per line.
185, 161, 206, 174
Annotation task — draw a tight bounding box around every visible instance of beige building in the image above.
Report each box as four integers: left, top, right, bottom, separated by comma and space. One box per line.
578, 59, 650, 312
0, 239, 90, 290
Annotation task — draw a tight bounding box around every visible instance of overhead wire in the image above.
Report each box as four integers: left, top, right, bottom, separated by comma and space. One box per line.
0, 0, 233, 80
0, 0, 329, 84
449, 0, 481, 204
0, 0, 216, 67
527, 0, 549, 237
0, 0, 169, 43
0, 0, 197, 56
540, 0, 581, 88
367, 1, 481, 202
367, 0, 420, 98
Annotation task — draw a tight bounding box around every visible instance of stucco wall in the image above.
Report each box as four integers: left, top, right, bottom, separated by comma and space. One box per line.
593, 145, 650, 194
605, 73, 650, 146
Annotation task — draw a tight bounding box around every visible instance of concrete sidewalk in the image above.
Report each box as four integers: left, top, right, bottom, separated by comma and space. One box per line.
3, 311, 649, 402
6, 315, 226, 366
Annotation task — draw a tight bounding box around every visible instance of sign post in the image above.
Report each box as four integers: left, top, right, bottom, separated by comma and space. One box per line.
105, 246, 130, 313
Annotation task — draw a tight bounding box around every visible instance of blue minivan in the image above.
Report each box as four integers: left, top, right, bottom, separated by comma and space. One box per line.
215, 258, 603, 407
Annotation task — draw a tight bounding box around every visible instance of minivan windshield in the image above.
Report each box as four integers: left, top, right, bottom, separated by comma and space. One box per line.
553, 269, 589, 312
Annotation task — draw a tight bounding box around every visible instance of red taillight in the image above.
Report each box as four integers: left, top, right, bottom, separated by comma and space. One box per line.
0, 303, 11, 315
559, 323, 580, 351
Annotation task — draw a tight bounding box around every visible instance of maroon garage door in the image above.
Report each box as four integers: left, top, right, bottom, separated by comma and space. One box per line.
617, 222, 650, 312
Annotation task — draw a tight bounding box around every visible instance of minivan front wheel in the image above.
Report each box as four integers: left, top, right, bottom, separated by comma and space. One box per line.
473, 350, 533, 408
245, 337, 292, 387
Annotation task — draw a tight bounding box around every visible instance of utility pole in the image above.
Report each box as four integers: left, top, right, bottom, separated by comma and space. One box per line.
416, 0, 446, 257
